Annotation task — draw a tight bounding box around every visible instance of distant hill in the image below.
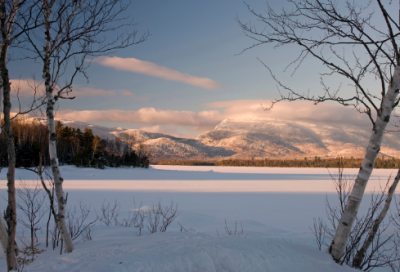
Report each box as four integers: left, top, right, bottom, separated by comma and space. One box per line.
196, 119, 400, 159
53, 118, 400, 161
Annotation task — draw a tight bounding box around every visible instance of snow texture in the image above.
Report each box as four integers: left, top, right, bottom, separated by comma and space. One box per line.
0, 166, 396, 271
25, 232, 354, 272
53, 118, 400, 161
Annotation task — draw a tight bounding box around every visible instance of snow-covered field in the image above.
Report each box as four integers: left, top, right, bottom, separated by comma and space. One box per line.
0, 165, 398, 271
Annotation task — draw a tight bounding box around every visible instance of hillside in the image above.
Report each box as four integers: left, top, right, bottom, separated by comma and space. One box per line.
196, 119, 400, 159
55, 118, 400, 161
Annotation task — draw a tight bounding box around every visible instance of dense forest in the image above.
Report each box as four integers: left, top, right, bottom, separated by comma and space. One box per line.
0, 118, 150, 169
158, 156, 400, 169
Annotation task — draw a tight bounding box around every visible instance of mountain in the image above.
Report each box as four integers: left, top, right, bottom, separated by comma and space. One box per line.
55, 119, 234, 160
55, 118, 400, 161
196, 119, 400, 159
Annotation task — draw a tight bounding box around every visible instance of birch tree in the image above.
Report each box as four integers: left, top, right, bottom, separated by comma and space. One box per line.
0, 1, 18, 267
22, 0, 148, 253
0, 219, 15, 269
352, 168, 400, 268
238, 0, 400, 262
0, 0, 45, 270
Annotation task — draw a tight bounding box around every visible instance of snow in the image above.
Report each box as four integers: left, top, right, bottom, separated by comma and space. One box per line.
0, 165, 396, 193
0, 165, 396, 271
51, 117, 400, 160
25, 232, 355, 272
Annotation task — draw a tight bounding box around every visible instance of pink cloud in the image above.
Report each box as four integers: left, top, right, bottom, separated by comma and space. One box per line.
10, 79, 44, 97
92, 56, 223, 90
57, 108, 223, 131
120, 91, 134, 96
139, 125, 198, 138
206, 100, 370, 126
9, 80, 139, 99
73, 87, 116, 97
56, 100, 372, 138
67, 86, 140, 98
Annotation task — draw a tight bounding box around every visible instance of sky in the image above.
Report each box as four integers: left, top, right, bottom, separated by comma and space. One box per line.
7, 0, 397, 138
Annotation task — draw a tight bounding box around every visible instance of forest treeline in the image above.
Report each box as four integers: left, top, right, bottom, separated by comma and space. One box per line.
0, 118, 150, 169
158, 156, 400, 169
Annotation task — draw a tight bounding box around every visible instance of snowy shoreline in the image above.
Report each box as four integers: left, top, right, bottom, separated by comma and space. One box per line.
0, 165, 398, 193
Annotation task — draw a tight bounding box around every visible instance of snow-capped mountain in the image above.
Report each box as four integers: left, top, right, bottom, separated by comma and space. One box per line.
55, 118, 400, 161
196, 119, 400, 159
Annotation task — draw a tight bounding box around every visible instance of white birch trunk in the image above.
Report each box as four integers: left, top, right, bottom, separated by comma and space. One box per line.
0, 1, 21, 270
352, 168, 400, 268
330, 65, 400, 261
42, 1, 74, 253
46, 88, 74, 253
0, 218, 7, 256
0, 219, 17, 269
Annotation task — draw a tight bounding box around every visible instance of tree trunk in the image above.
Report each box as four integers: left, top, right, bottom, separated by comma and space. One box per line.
42, 2, 74, 253
0, 219, 18, 269
1, 49, 18, 272
0, 1, 23, 269
45, 73, 74, 254
330, 66, 400, 261
352, 168, 400, 268
0, 218, 18, 269
0, 218, 8, 257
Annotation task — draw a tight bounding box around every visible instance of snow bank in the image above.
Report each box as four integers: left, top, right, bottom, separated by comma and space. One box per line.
26, 231, 355, 272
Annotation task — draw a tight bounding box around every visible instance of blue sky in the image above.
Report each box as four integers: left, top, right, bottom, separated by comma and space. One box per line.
8, 0, 392, 138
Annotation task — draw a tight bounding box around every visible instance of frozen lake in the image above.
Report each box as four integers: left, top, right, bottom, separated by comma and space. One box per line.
0, 165, 397, 235
0, 166, 397, 271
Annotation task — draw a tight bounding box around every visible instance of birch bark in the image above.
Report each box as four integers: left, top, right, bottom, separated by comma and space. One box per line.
0, 218, 8, 256
1, 53, 18, 271
0, 0, 21, 269
330, 65, 400, 261
352, 168, 400, 268
42, 0, 74, 253
0, 219, 17, 269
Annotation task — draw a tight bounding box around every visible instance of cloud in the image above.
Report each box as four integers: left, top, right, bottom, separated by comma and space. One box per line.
206, 100, 370, 126
73, 87, 116, 97
139, 125, 168, 133
139, 125, 198, 138
57, 108, 223, 131
92, 56, 223, 90
56, 100, 371, 138
120, 91, 135, 96
10, 79, 44, 97
9, 79, 140, 99
72, 87, 139, 98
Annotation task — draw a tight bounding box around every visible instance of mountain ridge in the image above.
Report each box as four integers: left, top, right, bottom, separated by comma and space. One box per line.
52, 118, 400, 161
